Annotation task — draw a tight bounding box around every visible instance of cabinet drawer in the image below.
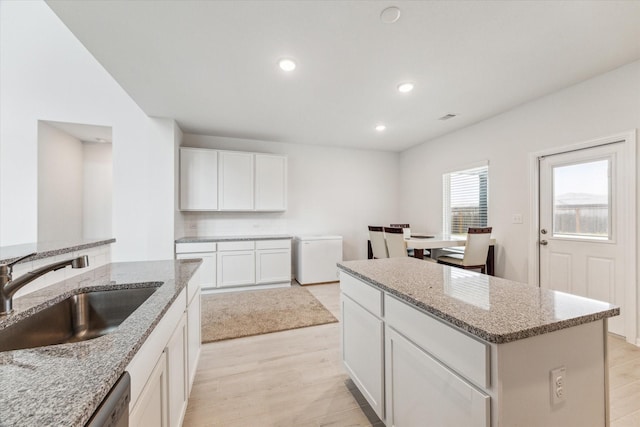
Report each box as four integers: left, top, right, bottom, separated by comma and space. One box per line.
255, 239, 291, 250
176, 242, 216, 253
218, 241, 255, 251
340, 272, 382, 317
385, 294, 489, 389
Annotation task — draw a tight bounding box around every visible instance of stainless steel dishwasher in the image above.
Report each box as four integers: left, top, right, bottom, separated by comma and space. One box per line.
86, 371, 131, 427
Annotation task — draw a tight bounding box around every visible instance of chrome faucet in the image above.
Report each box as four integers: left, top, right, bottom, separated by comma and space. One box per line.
0, 253, 89, 316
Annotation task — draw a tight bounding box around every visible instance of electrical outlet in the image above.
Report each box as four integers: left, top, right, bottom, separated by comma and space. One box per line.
512, 213, 523, 224
550, 366, 567, 405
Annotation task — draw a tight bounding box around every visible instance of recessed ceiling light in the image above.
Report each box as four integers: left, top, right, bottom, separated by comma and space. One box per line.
278, 58, 296, 72
397, 82, 414, 93
375, 124, 386, 132
380, 6, 401, 23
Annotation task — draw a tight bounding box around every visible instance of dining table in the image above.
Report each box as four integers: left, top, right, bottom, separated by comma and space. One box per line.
367, 233, 497, 276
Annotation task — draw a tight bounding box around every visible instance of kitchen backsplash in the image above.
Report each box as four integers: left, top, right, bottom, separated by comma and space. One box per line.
176, 211, 290, 237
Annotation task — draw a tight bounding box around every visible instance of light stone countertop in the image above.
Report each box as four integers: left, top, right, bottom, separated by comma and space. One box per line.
338, 257, 619, 344
176, 234, 293, 243
0, 238, 116, 265
0, 259, 200, 427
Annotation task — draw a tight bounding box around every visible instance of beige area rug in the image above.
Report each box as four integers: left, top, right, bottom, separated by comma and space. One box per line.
201, 285, 338, 343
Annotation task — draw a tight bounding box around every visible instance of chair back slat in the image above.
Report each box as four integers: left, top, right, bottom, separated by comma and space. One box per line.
468, 227, 492, 234
390, 224, 410, 229
368, 226, 388, 258
383, 227, 403, 234
384, 227, 408, 258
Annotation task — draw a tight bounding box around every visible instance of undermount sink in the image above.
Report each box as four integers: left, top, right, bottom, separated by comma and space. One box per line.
0, 286, 159, 352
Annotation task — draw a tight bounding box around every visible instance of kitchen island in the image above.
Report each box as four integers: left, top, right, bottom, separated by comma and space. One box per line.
0, 259, 200, 426
338, 257, 619, 427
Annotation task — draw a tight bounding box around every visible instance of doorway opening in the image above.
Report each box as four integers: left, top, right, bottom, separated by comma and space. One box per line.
37, 120, 112, 242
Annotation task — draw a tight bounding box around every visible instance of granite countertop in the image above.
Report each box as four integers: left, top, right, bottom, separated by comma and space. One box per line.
338, 257, 619, 344
176, 234, 293, 243
0, 238, 116, 265
0, 259, 201, 427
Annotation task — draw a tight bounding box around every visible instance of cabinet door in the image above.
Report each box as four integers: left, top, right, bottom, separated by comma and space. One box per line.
217, 250, 256, 287
219, 151, 254, 211
255, 154, 287, 211
187, 289, 201, 393
180, 147, 218, 210
130, 351, 168, 427
176, 252, 216, 290
166, 314, 188, 427
385, 328, 490, 427
342, 295, 384, 420
256, 249, 291, 284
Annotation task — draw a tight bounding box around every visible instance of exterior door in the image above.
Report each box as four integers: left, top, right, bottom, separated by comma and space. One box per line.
539, 143, 625, 335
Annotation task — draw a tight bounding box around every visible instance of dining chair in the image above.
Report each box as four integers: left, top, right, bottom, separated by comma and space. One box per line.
389, 224, 429, 258
383, 227, 408, 258
368, 226, 389, 259
437, 227, 492, 273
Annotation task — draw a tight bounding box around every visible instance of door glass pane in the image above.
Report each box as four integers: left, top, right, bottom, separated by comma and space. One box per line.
552, 159, 610, 239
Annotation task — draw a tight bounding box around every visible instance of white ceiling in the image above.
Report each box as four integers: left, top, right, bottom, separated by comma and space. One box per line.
46, 1, 640, 152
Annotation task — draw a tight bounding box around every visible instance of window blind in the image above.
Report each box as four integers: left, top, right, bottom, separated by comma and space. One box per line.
443, 165, 489, 234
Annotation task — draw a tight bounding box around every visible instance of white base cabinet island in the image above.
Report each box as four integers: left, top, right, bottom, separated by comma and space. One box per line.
338, 258, 618, 427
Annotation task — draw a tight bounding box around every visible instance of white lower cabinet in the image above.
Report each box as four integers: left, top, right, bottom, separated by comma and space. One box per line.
128, 279, 201, 427
217, 250, 256, 287
130, 351, 168, 427
340, 271, 490, 427
176, 242, 217, 290
167, 314, 188, 427
177, 239, 291, 290
187, 284, 201, 392
385, 327, 490, 427
255, 239, 291, 284
176, 252, 216, 290
342, 295, 384, 420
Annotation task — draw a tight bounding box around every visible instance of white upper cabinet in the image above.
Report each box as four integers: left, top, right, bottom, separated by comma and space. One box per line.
179, 147, 287, 212
180, 147, 218, 211
255, 154, 287, 211
218, 151, 255, 211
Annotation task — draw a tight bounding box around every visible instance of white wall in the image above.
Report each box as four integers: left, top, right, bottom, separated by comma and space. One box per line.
400, 60, 640, 282
0, 1, 176, 261
37, 121, 84, 242
400, 60, 640, 340
179, 135, 401, 261
83, 142, 112, 239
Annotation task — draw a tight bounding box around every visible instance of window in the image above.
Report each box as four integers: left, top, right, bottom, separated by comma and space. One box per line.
443, 164, 489, 235
552, 158, 610, 239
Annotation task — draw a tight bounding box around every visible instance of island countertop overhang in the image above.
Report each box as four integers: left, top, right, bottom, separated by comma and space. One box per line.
337, 257, 619, 344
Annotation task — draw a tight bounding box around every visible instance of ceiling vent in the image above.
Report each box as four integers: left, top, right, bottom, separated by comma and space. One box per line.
439, 113, 457, 121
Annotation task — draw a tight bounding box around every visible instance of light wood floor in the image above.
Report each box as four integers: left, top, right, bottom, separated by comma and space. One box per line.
184, 282, 640, 427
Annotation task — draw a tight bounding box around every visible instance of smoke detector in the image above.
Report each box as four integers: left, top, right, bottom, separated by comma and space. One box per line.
439, 113, 458, 121
380, 6, 401, 23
